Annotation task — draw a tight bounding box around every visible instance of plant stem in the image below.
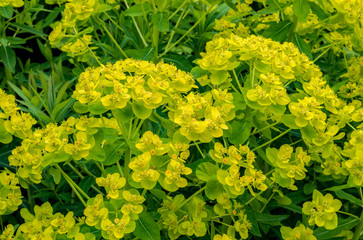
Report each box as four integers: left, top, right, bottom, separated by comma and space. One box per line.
158, 10, 209, 59
252, 121, 280, 135
56, 165, 88, 207
176, 186, 206, 210
123, 0, 148, 47
194, 141, 205, 158
124, 148, 131, 189
99, 19, 128, 58
337, 211, 360, 220
67, 163, 104, 195
252, 128, 292, 152
352, 210, 363, 240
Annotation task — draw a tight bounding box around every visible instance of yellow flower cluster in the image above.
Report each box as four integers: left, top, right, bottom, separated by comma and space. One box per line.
0, 89, 36, 143
0, 0, 24, 7
302, 190, 342, 230
342, 129, 363, 186
84, 190, 145, 239
168, 89, 235, 142
339, 56, 363, 99
131, 131, 192, 192
0, 170, 22, 215
8, 116, 121, 183
7, 202, 88, 239
213, 143, 267, 195
159, 195, 208, 239
267, 145, 311, 190
73, 59, 195, 117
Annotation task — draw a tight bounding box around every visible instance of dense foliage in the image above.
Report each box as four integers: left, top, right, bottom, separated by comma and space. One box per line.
0, 0, 363, 239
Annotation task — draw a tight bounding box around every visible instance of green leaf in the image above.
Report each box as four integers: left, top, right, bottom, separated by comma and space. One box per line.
293, 33, 312, 59
281, 114, 299, 129
103, 140, 126, 166
262, 21, 293, 42
255, 212, 289, 225
134, 211, 161, 240
314, 217, 360, 239
309, 2, 328, 20
152, 12, 170, 32
205, 180, 224, 200
224, 0, 238, 11
49, 167, 61, 184
132, 46, 155, 61
0, 6, 13, 19
89, 102, 108, 115
73, 101, 89, 114
149, 189, 171, 201
210, 70, 229, 85
228, 120, 252, 145
124, 4, 151, 16
335, 190, 363, 207
112, 103, 134, 122
132, 101, 152, 119
0, 41, 16, 72
292, 0, 310, 22
300, 124, 316, 142
42, 6, 64, 28
10, 23, 47, 37
196, 162, 219, 182
163, 54, 193, 72
244, 206, 262, 237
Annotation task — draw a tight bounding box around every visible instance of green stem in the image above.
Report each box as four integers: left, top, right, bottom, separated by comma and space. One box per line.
67, 163, 104, 195
176, 186, 206, 210
123, 0, 148, 47
124, 148, 132, 189
99, 19, 128, 58
352, 210, 363, 240
194, 141, 205, 158
158, 10, 209, 59
252, 128, 292, 152
252, 121, 280, 135
245, 190, 265, 205
74, 161, 97, 179
232, 70, 244, 95
73, 27, 103, 66
168, 0, 188, 20
55, 165, 88, 207
260, 191, 275, 213
337, 211, 360, 220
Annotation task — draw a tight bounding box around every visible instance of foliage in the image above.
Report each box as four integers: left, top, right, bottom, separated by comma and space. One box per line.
1, 0, 363, 239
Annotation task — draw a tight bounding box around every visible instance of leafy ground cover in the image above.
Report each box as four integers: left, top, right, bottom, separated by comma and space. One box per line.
0, 0, 363, 239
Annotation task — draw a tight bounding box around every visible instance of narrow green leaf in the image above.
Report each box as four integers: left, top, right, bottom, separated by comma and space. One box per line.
0, 6, 13, 19
0, 42, 16, 72
134, 211, 161, 240
335, 190, 363, 207
292, 0, 310, 22
163, 54, 193, 72
152, 12, 170, 32
255, 213, 289, 225
10, 23, 47, 37
224, 0, 238, 11
314, 217, 360, 239
42, 6, 64, 28
293, 33, 312, 59
262, 21, 293, 42
124, 4, 151, 16
309, 2, 329, 20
